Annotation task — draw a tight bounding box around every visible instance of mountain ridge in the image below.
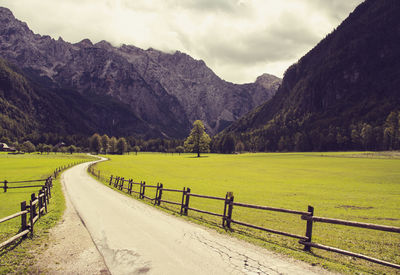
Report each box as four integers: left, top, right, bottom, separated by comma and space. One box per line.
0, 6, 280, 138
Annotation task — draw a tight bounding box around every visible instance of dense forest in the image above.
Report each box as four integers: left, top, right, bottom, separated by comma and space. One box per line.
212, 111, 400, 152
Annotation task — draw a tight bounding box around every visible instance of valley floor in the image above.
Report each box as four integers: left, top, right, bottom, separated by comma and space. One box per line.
40, 159, 330, 274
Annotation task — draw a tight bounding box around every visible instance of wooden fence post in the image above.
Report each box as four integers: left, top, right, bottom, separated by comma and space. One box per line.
226, 193, 234, 229
49, 177, 52, 198
109, 175, 113, 185
223, 192, 230, 227
3, 180, 8, 193
30, 193, 36, 235
47, 178, 52, 199
43, 187, 48, 213
157, 183, 163, 206
154, 183, 160, 205
21, 201, 27, 238
183, 188, 191, 216
114, 177, 119, 188
141, 181, 146, 199
45, 184, 49, 204
38, 190, 43, 218
128, 179, 133, 194
120, 177, 124, 190
304, 205, 314, 252
180, 187, 186, 215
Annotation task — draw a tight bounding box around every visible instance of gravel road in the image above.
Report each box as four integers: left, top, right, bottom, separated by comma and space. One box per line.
64, 159, 330, 275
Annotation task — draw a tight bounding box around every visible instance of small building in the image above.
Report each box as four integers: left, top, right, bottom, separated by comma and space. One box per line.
0, 143, 16, 152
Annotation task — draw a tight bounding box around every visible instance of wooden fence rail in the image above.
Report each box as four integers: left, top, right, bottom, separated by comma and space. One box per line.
86, 168, 400, 270
302, 215, 400, 233
3, 161, 82, 193
2, 179, 47, 193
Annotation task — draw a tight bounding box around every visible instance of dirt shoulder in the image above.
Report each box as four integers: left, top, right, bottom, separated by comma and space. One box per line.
32, 168, 110, 274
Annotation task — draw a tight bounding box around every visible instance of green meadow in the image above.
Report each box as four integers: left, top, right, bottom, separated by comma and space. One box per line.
95, 152, 400, 274
0, 152, 93, 274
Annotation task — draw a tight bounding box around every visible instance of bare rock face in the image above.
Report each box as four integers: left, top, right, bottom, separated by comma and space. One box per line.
255, 73, 282, 91
0, 7, 280, 137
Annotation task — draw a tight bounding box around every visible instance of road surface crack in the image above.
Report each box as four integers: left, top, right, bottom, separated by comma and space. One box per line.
186, 232, 282, 274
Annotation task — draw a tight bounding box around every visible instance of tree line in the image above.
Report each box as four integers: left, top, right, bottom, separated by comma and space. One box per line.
88, 120, 211, 156
2, 111, 400, 155
212, 111, 400, 153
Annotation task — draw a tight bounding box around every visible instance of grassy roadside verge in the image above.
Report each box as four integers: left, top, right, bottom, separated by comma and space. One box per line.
0, 153, 95, 274
91, 152, 400, 274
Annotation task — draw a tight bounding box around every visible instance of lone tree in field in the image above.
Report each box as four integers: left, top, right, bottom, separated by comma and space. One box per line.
184, 120, 211, 157
90, 133, 102, 154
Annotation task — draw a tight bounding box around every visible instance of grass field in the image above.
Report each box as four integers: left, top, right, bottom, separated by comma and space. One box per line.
0, 152, 94, 274
94, 152, 400, 274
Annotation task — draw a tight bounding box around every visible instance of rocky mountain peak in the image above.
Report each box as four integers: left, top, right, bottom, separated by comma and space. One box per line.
0, 6, 280, 137
255, 73, 282, 91
0, 7, 12, 17
75, 38, 93, 48
95, 40, 113, 50
0, 7, 32, 37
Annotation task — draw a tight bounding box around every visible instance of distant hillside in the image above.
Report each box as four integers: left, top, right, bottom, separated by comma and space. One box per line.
216, 0, 400, 152
0, 7, 280, 138
0, 57, 161, 142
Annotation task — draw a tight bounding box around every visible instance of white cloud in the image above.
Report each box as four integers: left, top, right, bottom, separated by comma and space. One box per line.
1, 0, 364, 83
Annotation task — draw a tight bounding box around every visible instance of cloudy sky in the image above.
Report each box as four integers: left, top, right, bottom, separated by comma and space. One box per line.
1, 0, 363, 83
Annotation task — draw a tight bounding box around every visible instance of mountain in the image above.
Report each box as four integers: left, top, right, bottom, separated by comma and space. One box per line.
0, 7, 280, 138
216, 0, 400, 152
0, 56, 160, 141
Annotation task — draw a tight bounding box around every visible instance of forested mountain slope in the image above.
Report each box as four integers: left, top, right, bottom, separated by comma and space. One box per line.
216, 0, 400, 152
0, 57, 159, 142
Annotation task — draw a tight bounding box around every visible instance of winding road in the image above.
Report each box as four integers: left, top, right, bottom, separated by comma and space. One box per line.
63, 159, 329, 275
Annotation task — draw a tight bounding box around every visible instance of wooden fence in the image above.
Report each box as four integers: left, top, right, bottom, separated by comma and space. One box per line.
2, 161, 83, 193
52, 161, 84, 179
0, 177, 53, 249
87, 167, 400, 270
0, 161, 84, 249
